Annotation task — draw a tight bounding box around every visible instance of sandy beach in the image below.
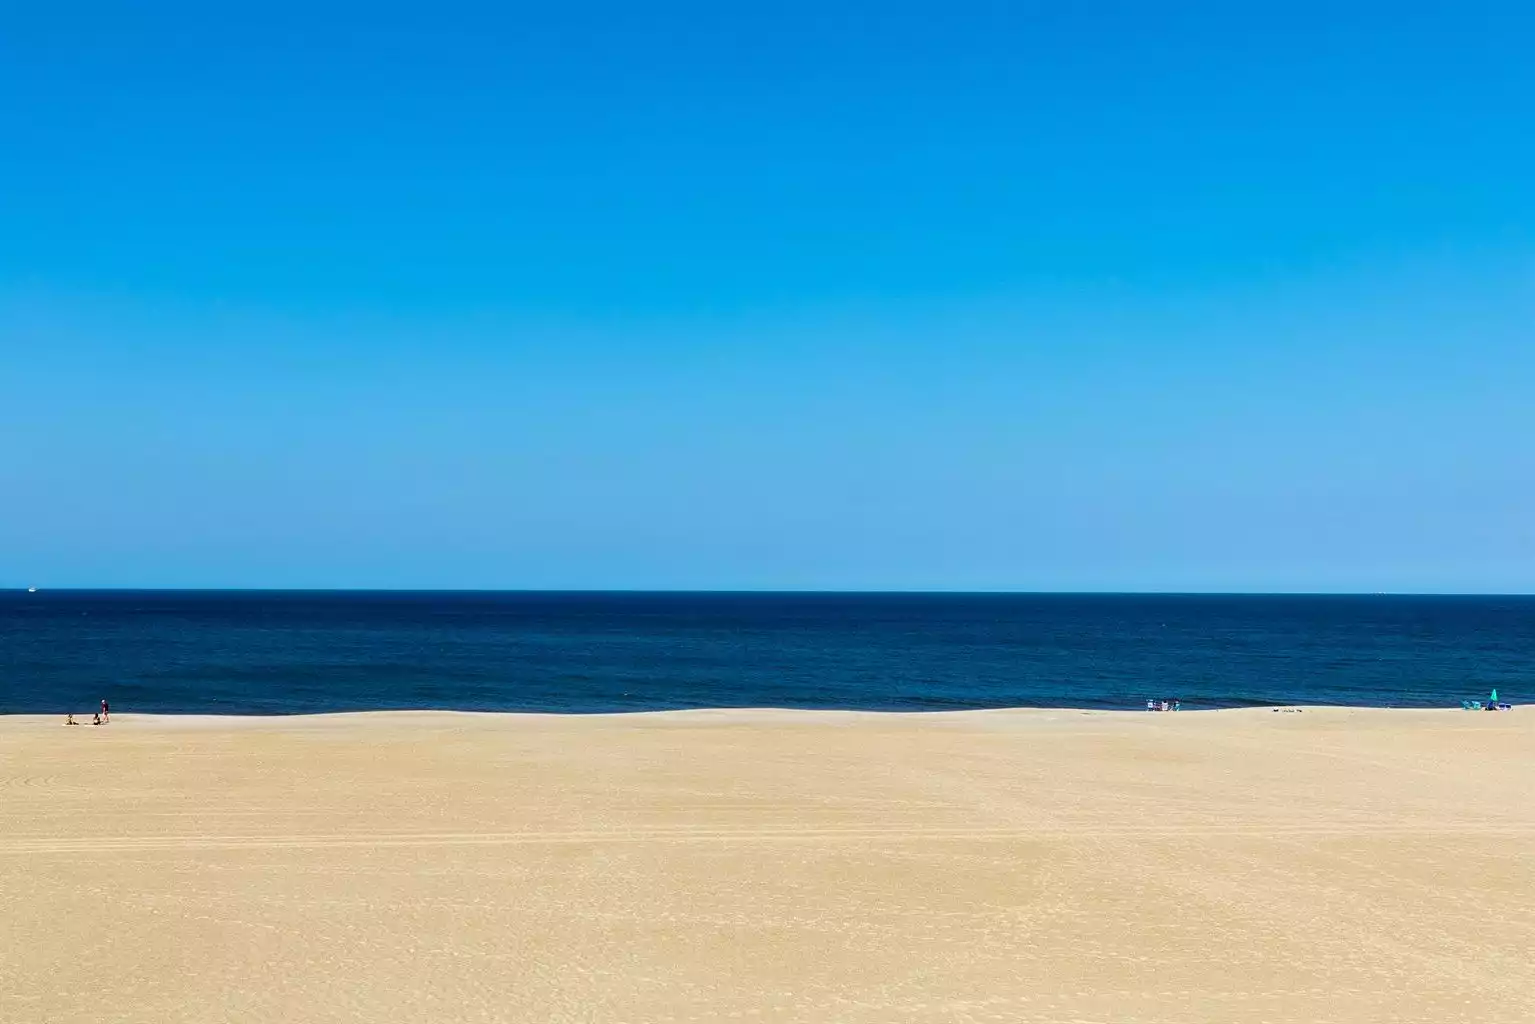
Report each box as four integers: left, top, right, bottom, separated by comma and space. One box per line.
2, 706, 1530, 1023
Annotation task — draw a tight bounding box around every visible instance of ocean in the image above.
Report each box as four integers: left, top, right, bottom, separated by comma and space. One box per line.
0, 591, 1528, 715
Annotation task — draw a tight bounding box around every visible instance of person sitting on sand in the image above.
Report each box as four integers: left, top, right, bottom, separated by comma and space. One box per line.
65, 714, 77, 726
92, 713, 102, 726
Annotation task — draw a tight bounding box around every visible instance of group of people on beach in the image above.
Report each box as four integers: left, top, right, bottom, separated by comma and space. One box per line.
65, 700, 110, 727
1145, 699, 1180, 712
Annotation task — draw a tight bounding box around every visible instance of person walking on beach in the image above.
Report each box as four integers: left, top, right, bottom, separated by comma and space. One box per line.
100, 699, 110, 723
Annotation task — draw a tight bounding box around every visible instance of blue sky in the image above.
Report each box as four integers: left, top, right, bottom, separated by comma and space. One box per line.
3, 2, 1532, 590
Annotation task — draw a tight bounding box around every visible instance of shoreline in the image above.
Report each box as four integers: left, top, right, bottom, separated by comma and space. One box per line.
5, 703, 1527, 730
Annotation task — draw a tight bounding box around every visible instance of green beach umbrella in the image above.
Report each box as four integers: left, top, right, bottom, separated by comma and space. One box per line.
1490, 688, 1498, 704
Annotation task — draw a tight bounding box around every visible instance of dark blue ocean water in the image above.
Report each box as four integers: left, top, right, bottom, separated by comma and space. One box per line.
0, 591, 1529, 715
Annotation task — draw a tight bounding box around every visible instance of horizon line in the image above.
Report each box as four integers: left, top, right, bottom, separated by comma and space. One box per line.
7, 587, 1534, 598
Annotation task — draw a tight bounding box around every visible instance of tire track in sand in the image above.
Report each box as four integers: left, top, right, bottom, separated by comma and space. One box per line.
4, 822, 1533, 854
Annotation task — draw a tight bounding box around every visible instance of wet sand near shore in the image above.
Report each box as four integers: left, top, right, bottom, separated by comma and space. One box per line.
2, 707, 1531, 1023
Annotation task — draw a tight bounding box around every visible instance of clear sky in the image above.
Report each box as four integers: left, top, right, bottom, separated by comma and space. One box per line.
3, 2, 1532, 591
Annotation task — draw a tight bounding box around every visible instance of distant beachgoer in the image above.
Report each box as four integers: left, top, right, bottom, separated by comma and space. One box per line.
1146, 700, 1157, 711
1173, 700, 1181, 712
66, 714, 77, 726
101, 699, 110, 723
92, 713, 102, 726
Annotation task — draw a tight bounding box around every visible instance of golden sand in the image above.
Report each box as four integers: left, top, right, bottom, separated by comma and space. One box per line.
2, 707, 1530, 1023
